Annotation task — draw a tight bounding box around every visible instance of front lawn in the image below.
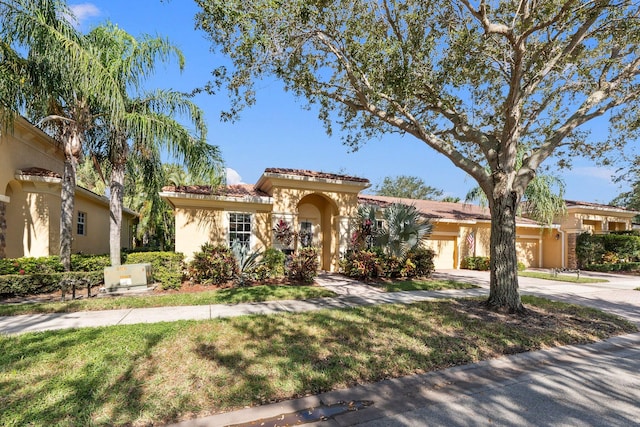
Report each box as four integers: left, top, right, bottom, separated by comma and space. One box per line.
518, 271, 608, 283
0, 285, 335, 316
0, 296, 635, 426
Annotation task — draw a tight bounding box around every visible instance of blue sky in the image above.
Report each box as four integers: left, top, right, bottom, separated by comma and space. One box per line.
70, 0, 630, 203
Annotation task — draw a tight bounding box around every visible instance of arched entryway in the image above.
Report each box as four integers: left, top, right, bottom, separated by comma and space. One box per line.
296, 193, 339, 271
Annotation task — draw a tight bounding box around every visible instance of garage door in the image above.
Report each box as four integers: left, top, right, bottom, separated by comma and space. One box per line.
424, 237, 457, 270
516, 239, 540, 268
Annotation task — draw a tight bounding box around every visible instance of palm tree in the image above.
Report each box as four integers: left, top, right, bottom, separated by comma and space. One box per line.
86, 24, 224, 265
465, 151, 566, 226
378, 203, 432, 258
1, 0, 126, 270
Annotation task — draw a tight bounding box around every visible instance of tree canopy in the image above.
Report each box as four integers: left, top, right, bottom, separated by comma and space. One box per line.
374, 175, 445, 200
196, 0, 640, 312
611, 156, 640, 222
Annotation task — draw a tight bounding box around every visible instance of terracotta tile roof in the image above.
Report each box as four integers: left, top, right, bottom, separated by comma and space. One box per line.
359, 194, 540, 225
264, 168, 369, 183
162, 184, 270, 198
565, 199, 634, 211
16, 167, 61, 179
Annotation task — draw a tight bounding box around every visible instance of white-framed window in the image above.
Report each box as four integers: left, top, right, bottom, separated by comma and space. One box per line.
376, 220, 385, 230
299, 220, 313, 247
77, 211, 87, 236
228, 212, 252, 249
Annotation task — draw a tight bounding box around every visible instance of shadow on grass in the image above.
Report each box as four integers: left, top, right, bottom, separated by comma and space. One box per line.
1, 296, 638, 426
0, 325, 179, 426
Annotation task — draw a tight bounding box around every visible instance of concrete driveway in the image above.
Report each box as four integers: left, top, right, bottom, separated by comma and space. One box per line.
433, 269, 640, 326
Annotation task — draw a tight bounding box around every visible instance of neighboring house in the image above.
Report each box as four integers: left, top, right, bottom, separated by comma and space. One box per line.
0, 116, 137, 259
161, 167, 638, 271
557, 200, 639, 268
358, 194, 560, 270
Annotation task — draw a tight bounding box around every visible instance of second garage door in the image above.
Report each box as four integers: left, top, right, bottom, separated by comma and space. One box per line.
424, 237, 457, 270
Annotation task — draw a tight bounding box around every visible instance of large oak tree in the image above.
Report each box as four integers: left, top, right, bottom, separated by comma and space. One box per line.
196, 0, 640, 312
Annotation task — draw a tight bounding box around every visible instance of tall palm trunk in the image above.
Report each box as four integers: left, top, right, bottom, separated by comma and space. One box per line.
109, 135, 128, 266
60, 128, 82, 271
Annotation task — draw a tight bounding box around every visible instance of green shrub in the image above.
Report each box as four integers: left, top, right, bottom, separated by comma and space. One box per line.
0, 256, 64, 275
0, 271, 102, 298
70, 254, 112, 272
461, 256, 490, 271
381, 254, 403, 278
287, 247, 320, 284
257, 248, 286, 279
187, 243, 238, 285
126, 252, 185, 290
577, 232, 640, 267
517, 261, 526, 271
406, 247, 435, 277
340, 250, 382, 280
583, 262, 640, 272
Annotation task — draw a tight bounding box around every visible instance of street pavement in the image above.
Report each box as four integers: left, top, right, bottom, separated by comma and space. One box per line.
1, 270, 639, 426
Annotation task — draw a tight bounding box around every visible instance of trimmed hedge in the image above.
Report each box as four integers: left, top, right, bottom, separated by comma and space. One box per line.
577, 232, 640, 267
126, 252, 184, 290
0, 251, 185, 296
0, 256, 64, 275
461, 256, 490, 271
461, 256, 526, 271
71, 254, 113, 272
0, 271, 102, 298
583, 262, 640, 272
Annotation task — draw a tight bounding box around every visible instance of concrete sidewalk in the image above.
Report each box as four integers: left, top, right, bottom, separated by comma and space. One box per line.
1, 269, 637, 334
0, 275, 486, 335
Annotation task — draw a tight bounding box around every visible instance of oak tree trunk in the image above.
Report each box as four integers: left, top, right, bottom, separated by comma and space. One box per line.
487, 190, 525, 313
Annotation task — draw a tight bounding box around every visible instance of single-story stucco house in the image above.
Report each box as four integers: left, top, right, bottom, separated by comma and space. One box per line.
0, 116, 137, 259
161, 168, 638, 271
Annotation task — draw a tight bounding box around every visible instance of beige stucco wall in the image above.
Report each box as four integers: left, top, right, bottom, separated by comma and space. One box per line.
173, 203, 272, 260
1, 117, 135, 259
166, 176, 366, 271
4, 179, 135, 258
4, 180, 59, 258
539, 229, 563, 269
557, 209, 635, 233
1, 117, 64, 201
427, 220, 562, 269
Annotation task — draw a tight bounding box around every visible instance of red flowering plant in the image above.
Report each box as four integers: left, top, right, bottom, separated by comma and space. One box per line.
273, 218, 294, 247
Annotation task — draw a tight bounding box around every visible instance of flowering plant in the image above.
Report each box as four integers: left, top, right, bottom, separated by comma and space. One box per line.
273, 218, 294, 247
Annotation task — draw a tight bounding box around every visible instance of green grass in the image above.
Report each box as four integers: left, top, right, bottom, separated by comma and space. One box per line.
518, 271, 608, 283
0, 285, 335, 316
377, 279, 479, 292
0, 296, 635, 427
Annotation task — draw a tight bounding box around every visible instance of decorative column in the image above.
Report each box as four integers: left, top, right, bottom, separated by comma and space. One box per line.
338, 216, 352, 256
567, 233, 578, 269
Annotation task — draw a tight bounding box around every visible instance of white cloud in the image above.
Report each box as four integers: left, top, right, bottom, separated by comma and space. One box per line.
69, 3, 101, 27
571, 167, 615, 183
225, 168, 243, 185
